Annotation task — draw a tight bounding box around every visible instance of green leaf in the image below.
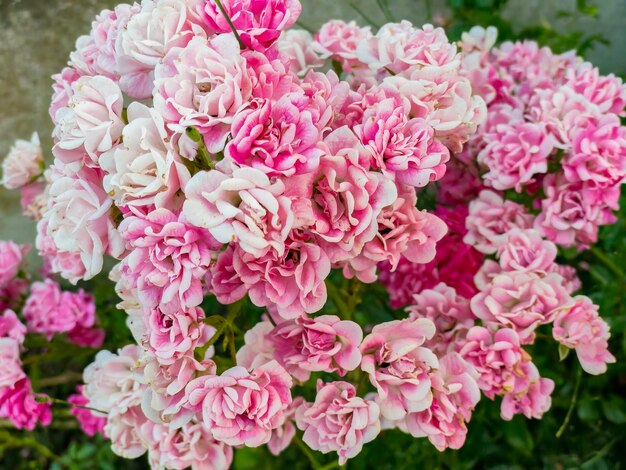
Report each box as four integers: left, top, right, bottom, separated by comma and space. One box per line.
501, 417, 534, 456
601, 396, 626, 424
559, 344, 571, 361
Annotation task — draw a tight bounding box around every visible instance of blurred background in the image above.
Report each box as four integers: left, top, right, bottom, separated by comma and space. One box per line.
0, 0, 624, 246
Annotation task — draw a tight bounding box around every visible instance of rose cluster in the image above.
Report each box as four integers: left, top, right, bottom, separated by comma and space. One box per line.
0, 1, 623, 468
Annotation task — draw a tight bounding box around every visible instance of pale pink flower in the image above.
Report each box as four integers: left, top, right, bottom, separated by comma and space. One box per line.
458, 327, 525, 398
313, 20, 372, 72
0, 241, 27, 286
535, 175, 619, 248
0, 338, 25, 389
0, 310, 26, 343
360, 318, 438, 420
101, 102, 190, 209
106, 403, 155, 459
117, 0, 210, 99
500, 361, 554, 420
201, 0, 301, 51
296, 380, 380, 465
496, 228, 558, 274
1, 133, 43, 190
470, 271, 570, 344
567, 62, 626, 115
278, 29, 325, 77
400, 353, 480, 451
0, 378, 52, 431
226, 93, 325, 176
185, 361, 293, 447
407, 284, 473, 356
309, 147, 398, 263
147, 306, 209, 365
271, 315, 363, 381
552, 296, 615, 375
154, 34, 253, 153
52, 76, 125, 168
83, 345, 144, 414
68, 385, 106, 437
464, 190, 535, 254
205, 246, 248, 305
477, 107, 553, 191
183, 167, 293, 257
355, 97, 450, 187
50, 67, 80, 120
20, 182, 46, 221
118, 208, 216, 315
37, 167, 124, 284
236, 320, 275, 370
159, 422, 233, 470
233, 237, 331, 319
267, 397, 302, 456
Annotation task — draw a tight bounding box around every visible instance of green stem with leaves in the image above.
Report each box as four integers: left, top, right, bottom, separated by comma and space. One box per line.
556, 368, 582, 439
196, 301, 243, 359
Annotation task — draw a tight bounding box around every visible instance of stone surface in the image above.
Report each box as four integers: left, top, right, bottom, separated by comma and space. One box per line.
0, 0, 624, 246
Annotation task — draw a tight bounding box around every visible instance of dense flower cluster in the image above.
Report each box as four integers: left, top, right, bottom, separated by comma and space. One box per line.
0, 1, 623, 468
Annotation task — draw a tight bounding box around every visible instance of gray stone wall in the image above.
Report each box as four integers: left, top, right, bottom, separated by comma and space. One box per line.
1, 0, 624, 245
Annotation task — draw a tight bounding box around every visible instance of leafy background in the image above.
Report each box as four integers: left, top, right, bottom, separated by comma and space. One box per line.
1, 0, 625, 468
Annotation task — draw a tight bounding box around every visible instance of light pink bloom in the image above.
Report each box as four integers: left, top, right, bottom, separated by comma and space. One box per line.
464, 190, 535, 254
500, 361, 554, 420
400, 353, 480, 451
1, 133, 43, 190
0, 338, 25, 389
37, 167, 124, 283
407, 284, 473, 356
159, 422, 233, 470
496, 228, 558, 274
552, 296, 615, 375
360, 318, 438, 420
106, 403, 155, 459
470, 271, 570, 344
309, 144, 398, 262
0, 310, 26, 343
313, 20, 373, 72
68, 385, 107, 437
0, 378, 52, 431
477, 106, 553, 191
154, 34, 253, 153
52, 76, 125, 168
205, 246, 248, 305
567, 62, 626, 115
117, 0, 210, 99
278, 29, 325, 77
0, 241, 26, 286
20, 182, 46, 221
226, 93, 325, 176
119, 209, 216, 315
183, 167, 293, 257
147, 306, 209, 365
83, 345, 144, 414
50, 67, 80, 120
271, 315, 363, 381
101, 102, 190, 209
233, 238, 331, 319
535, 175, 619, 248
355, 97, 450, 187
201, 0, 301, 50
296, 380, 380, 465
185, 361, 293, 447
458, 327, 525, 398
267, 397, 301, 456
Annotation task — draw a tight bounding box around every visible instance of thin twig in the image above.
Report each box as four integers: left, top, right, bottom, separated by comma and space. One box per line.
590, 246, 626, 280
348, 0, 381, 28
293, 433, 321, 469
214, 0, 245, 49
556, 368, 582, 439
39, 397, 107, 415
37, 371, 83, 388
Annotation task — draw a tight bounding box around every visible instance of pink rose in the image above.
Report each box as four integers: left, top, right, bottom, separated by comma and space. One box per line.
106, 403, 156, 459
470, 271, 570, 344
183, 167, 293, 257
50, 67, 80, 120
52, 76, 125, 168
500, 361, 554, 420
68, 385, 107, 437
314, 20, 373, 72
1, 133, 43, 190
233, 237, 331, 319
296, 380, 380, 464
205, 246, 248, 305
464, 190, 535, 254
360, 318, 438, 420
496, 228, 558, 274
227, 93, 325, 176
201, 0, 302, 51
267, 397, 301, 456
118, 209, 216, 315
271, 314, 363, 381
0, 241, 27, 286
236, 319, 275, 370
0, 310, 26, 343
186, 361, 293, 447
0, 378, 52, 431
552, 296, 615, 375
159, 422, 233, 470
567, 62, 626, 115
0, 338, 25, 389
278, 29, 325, 77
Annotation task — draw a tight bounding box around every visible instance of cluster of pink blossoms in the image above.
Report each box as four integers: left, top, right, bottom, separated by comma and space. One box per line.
1, 0, 623, 467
